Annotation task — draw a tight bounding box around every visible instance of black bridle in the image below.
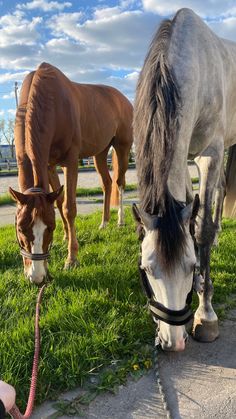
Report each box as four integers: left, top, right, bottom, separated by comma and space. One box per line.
15, 187, 51, 262
138, 259, 194, 326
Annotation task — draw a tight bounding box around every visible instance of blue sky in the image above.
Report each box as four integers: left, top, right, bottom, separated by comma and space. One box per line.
0, 0, 236, 122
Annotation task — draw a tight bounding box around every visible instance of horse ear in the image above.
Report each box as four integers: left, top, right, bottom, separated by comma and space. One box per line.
132, 203, 146, 241
132, 203, 142, 225
181, 203, 193, 223
189, 194, 200, 236
181, 194, 200, 223
47, 185, 64, 203
191, 194, 200, 220
9, 187, 29, 205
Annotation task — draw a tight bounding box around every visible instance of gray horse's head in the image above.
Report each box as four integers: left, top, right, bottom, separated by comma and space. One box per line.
133, 195, 199, 351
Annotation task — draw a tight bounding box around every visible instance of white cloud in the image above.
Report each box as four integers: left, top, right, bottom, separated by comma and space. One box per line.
208, 16, 236, 41
142, 0, 236, 18
47, 8, 160, 70
2, 1, 236, 114
0, 71, 29, 84
0, 12, 42, 47
17, 0, 72, 12
2, 91, 15, 99
7, 109, 16, 116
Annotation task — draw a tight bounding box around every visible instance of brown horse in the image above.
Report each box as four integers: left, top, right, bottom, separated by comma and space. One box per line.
9, 62, 133, 284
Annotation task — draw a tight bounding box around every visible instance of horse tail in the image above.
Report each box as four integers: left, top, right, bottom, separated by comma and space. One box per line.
111, 148, 120, 206
223, 145, 236, 218
134, 18, 185, 271
134, 19, 181, 214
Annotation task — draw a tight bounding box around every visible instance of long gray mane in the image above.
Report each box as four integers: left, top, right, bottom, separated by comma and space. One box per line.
134, 18, 186, 270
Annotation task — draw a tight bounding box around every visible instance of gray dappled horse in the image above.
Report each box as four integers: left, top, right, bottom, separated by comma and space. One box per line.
133, 8, 236, 351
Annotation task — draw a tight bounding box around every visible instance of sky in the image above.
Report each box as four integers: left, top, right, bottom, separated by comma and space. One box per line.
1, 0, 236, 122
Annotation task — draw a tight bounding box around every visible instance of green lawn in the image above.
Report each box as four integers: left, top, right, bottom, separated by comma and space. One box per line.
0, 209, 235, 412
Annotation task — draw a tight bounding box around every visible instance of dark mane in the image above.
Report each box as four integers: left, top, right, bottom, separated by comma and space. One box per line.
134, 19, 185, 271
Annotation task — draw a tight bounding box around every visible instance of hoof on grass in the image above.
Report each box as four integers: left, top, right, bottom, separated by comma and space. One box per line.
192, 317, 219, 342
118, 222, 125, 227
99, 221, 108, 230
64, 259, 79, 270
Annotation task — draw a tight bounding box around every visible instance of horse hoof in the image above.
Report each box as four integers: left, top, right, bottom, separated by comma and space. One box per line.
99, 222, 108, 229
118, 222, 125, 227
192, 318, 219, 342
64, 260, 79, 270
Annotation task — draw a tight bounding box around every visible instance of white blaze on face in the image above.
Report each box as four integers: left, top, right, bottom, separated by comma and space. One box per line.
141, 228, 196, 351
27, 217, 47, 284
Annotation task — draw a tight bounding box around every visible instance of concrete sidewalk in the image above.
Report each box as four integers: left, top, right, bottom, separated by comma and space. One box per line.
32, 310, 236, 419
0, 192, 139, 226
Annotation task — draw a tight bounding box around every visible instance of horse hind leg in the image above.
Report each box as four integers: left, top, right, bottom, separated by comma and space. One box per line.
48, 165, 68, 241
93, 146, 112, 229
112, 141, 130, 227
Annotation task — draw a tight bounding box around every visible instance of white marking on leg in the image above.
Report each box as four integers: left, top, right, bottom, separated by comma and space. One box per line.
118, 186, 125, 226
99, 221, 108, 229
194, 291, 218, 321
28, 217, 47, 283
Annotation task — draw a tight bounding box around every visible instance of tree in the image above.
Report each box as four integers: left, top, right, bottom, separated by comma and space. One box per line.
0, 118, 15, 158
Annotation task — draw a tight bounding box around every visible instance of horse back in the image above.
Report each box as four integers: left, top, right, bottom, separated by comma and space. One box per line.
70, 83, 133, 156
168, 9, 236, 148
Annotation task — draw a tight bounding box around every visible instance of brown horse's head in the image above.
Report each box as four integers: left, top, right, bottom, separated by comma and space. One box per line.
9, 186, 63, 284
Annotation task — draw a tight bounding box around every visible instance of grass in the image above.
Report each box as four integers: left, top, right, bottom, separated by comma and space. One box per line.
0, 209, 235, 413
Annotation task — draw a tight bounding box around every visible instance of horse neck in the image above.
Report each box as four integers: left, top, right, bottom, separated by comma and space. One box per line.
31, 160, 50, 192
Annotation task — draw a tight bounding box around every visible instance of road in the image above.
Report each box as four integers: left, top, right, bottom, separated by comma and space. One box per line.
0, 166, 199, 195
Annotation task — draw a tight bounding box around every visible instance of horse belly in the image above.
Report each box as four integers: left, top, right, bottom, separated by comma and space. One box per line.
78, 124, 116, 158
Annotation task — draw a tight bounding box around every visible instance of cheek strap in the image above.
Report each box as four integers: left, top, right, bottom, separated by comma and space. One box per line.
138, 259, 193, 326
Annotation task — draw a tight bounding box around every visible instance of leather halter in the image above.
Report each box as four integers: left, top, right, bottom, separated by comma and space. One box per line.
138, 258, 194, 326
16, 187, 50, 261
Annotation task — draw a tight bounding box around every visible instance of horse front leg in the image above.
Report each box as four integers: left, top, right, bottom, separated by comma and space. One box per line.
213, 161, 226, 246
192, 143, 223, 342
193, 244, 219, 341
62, 158, 79, 269
48, 165, 68, 241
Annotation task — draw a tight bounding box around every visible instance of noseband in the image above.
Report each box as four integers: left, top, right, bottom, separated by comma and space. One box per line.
19, 248, 50, 261
16, 187, 51, 262
138, 259, 194, 326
